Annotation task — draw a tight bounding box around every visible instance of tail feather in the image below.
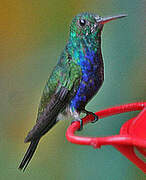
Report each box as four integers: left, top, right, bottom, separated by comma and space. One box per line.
18, 139, 40, 171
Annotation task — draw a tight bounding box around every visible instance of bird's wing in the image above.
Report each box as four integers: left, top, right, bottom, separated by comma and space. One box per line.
24, 61, 82, 142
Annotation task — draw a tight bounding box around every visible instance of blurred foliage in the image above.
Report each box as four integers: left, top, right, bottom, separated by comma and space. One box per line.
0, 0, 145, 179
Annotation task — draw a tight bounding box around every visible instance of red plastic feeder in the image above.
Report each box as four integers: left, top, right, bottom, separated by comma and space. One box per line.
66, 102, 146, 173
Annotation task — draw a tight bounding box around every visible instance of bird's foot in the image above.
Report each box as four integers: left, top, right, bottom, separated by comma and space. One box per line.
71, 119, 83, 131
83, 110, 99, 123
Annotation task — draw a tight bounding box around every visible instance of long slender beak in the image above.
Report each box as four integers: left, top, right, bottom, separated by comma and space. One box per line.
97, 14, 127, 24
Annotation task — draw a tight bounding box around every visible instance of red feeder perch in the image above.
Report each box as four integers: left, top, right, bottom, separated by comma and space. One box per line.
66, 102, 146, 173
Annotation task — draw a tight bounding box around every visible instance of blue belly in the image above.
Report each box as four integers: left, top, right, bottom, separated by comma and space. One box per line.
70, 50, 103, 112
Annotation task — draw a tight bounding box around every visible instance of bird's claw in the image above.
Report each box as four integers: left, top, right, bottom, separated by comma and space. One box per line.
83, 110, 99, 123
71, 119, 83, 131
90, 112, 98, 123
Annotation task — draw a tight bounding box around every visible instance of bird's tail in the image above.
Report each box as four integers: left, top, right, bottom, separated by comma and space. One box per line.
18, 138, 40, 171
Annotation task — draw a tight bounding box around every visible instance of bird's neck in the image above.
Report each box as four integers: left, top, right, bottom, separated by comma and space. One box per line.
67, 35, 103, 66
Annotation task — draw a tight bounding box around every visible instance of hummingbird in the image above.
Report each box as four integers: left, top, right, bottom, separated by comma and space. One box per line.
18, 12, 127, 171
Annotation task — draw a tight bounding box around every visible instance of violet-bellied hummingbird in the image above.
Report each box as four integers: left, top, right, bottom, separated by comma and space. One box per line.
18, 12, 127, 171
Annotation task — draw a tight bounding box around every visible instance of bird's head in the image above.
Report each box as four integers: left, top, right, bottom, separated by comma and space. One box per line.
70, 12, 127, 41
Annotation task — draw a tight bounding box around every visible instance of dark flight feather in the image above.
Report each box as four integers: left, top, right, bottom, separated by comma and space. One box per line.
18, 86, 72, 171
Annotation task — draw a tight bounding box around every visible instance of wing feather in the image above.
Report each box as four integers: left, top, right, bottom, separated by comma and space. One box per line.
25, 62, 82, 142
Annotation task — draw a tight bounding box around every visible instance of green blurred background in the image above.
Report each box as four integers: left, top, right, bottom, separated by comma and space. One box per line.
0, 0, 145, 179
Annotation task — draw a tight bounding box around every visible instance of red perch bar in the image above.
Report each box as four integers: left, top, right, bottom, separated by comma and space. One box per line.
66, 102, 146, 173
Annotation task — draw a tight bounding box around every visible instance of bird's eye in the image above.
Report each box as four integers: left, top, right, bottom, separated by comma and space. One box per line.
79, 19, 86, 27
